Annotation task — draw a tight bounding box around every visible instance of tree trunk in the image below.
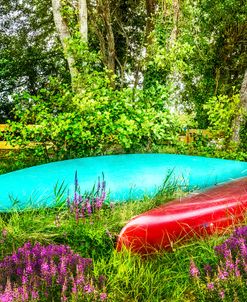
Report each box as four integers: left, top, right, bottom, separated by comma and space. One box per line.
103, 0, 116, 87
241, 70, 247, 112
142, 0, 156, 88
78, 0, 88, 42
93, 0, 116, 87
145, 0, 156, 44
51, 0, 79, 91
170, 0, 180, 47
231, 70, 247, 144
167, 0, 181, 110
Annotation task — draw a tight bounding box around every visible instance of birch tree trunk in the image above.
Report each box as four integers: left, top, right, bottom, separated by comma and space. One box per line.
231, 70, 247, 144
78, 0, 88, 42
51, 0, 79, 90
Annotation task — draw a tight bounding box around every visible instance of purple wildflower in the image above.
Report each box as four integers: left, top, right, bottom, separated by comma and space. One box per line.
0, 242, 105, 301
67, 172, 107, 222
21, 275, 28, 285
218, 268, 228, 280
100, 292, 107, 300
49, 259, 57, 276
84, 284, 94, 293
0, 291, 14, 302
234, 226, 247, 237
31, 290, 39, 300
215, 226, 247, 259
86, 198, 92, 216
41, 261, 50, 276
224, 252, 235, 272
16, 268, 22, 276
71, 276, 77, 294
225, 259, 234, 271
235, 258, 241, 277
80, 204, 85, 219
61, 277, 68, 297
190, 226, 247, 300
219, 290, 225, 300
95, 197, 101, 210
207, 282, 214, 290
22, 284, 29, 301
59, 256, 67, 275
11, 254, 18, 264
76, 276, 85, 286
189, 259, 200, 278
204, 264, 212, 274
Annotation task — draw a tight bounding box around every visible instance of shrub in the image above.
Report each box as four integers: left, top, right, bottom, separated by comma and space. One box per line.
203, 94, 241, 144
5, 79, 180, 161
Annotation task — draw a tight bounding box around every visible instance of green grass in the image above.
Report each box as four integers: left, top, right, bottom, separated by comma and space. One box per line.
0, 184, 236, 302
0, 156, 246, 301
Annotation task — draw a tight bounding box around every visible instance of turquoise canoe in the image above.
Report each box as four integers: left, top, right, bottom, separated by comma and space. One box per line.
0, 154, 247, 211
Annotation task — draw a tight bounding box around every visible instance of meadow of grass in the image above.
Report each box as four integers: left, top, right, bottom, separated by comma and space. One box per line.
0, 159, 247, 301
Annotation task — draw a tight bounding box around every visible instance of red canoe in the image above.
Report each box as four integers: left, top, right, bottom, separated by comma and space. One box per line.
117, 177, 247, 254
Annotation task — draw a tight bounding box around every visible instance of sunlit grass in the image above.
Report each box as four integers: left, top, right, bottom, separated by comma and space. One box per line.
0, 176, 246, 301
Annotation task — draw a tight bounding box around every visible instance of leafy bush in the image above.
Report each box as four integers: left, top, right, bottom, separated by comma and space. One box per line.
4, 78, 180, 161
203, 94, 241, 141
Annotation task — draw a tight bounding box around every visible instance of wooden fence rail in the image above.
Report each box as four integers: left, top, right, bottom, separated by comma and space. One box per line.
0, 124, 211, 150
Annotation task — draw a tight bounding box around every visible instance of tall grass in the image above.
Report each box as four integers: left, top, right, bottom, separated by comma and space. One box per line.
0, 177, 246, 301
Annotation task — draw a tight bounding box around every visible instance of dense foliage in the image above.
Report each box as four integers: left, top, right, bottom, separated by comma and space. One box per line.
0, 0, 246, 159
0, 0, 68, 122
4, 77, 180, 160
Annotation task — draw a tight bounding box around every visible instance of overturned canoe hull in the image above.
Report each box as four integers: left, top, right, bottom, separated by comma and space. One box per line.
117, 177, 247, 254
0, 154, 247, 210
